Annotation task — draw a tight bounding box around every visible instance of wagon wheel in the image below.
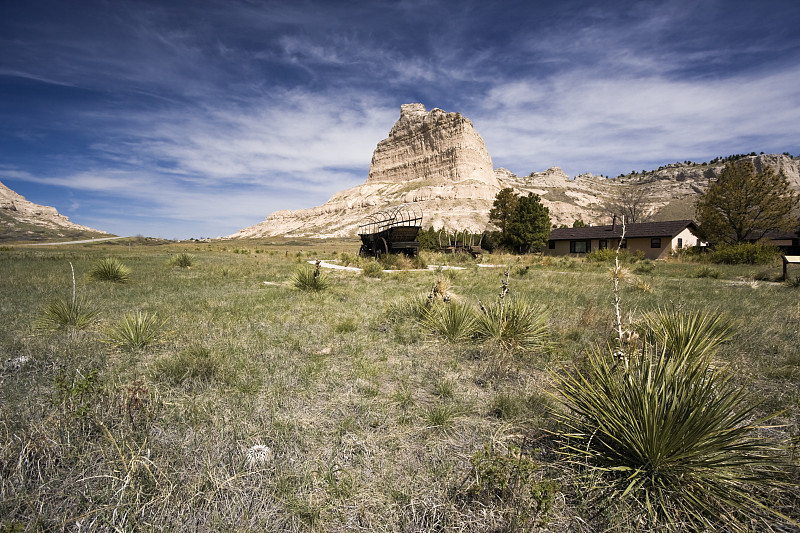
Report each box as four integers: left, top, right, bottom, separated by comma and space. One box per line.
375, 237, 389, 259
358, 244, 367, 257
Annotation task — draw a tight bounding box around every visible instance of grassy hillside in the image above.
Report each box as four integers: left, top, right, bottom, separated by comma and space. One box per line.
0, 209, 111, 243
1, 240, 798, 531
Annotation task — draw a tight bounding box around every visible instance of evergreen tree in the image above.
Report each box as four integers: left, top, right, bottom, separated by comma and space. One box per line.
504, 193, 551, 253
488, 187, 519, 234
696, 161, 797, 244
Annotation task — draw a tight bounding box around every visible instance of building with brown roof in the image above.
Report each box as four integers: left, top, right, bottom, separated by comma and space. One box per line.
546, 220, 703, 260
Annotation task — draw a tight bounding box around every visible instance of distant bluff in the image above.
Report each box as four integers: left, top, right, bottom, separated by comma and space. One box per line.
230, 104, 800, 238
0, 179, 109, 240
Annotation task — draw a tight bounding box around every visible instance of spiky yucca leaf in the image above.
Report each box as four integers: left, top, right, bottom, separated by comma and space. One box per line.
291, 266, 331, 292
90, 257, 130, 283
638, 306, 733, 361
36, 296, 99, 331
167, 253, 195, 268
554, 308, 789, 531
104, 311, 168, 351
475, 298, 549, 350
421, 301, 476, 342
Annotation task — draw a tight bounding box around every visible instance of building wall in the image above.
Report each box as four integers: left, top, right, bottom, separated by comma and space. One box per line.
546, 227, 703, 260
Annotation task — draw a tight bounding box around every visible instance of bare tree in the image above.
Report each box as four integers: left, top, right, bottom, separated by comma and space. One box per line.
604, 184, 654, 224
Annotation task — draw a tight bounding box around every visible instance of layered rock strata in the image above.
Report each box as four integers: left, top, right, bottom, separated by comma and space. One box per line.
1, 179, 107, 236
231, 102, 800, 238
231, 104, 501, 238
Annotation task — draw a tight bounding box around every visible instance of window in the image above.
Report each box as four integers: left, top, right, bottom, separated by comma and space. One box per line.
599, 239, 608, 250
619, 239, 627, 249
548, 240, 555, 250
569, 240, 590, 253
651, 237, 662, 248
677, 238, 683, 249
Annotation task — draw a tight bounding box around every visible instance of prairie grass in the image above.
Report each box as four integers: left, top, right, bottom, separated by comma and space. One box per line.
0, 241, 797, 531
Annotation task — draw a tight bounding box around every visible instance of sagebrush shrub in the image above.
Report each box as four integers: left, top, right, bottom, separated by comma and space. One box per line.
709, 242, 781, 265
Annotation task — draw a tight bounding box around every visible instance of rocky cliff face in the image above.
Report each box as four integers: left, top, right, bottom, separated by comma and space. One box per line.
230, 104, 501, 238
230, 103, 800, 238
0, 180, 108, 238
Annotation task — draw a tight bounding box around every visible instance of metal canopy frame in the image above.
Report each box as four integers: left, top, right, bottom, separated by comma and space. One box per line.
357, 203, 423, 236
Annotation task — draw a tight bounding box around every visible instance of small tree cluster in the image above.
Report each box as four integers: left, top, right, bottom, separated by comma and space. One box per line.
489, 188, 551, 253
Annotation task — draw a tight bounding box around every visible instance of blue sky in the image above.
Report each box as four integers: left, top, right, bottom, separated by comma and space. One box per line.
1, 0, 799, 239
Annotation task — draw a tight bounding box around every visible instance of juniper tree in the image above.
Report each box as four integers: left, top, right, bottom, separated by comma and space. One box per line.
695, 160, 796, 244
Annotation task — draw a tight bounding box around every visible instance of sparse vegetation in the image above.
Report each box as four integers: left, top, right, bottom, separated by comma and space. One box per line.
1, 240, 798, 531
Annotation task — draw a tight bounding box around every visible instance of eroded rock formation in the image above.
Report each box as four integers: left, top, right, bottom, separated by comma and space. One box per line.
0, 180, 107, 237
230, 103, 800, 238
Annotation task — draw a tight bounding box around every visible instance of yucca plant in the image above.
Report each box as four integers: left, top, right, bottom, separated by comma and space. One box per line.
167, 252, 195, 268
292, 261, 330, 292
637, 306, 733, 361
90, 257, 130, 283
421, 300, 476, 342
36, 295, 99, 331
554, 309, 790, 531
475, 298, 549, 350
103, 311, 168, 351
36, 262, 99, 331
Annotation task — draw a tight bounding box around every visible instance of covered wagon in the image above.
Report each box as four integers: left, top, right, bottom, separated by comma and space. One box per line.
358, 204, 423, 258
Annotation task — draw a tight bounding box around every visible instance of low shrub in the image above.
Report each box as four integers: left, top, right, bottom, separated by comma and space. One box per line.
633, 260, 655, 274
708, 242, 781, 265
361, 260, 384, 278
90, 257, 130, 283
691, 265, 721, 279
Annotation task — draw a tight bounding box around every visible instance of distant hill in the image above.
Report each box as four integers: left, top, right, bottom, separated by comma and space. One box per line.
0, 180, 110, 242
230, 104, 799, 238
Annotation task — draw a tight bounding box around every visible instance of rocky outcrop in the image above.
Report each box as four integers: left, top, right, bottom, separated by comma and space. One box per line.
230, 102, 800, 238
0, 180, 107, 237
230, 104, 502, 238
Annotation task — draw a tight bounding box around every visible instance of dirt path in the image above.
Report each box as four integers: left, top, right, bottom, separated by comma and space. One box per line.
23, 236, 128, 246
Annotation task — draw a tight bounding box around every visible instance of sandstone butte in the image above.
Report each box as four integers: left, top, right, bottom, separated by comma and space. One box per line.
230, 103, 800, 239
0, 179, 108, 237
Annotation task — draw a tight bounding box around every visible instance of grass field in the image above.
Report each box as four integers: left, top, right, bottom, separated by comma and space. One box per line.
1, 238, 798, 531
